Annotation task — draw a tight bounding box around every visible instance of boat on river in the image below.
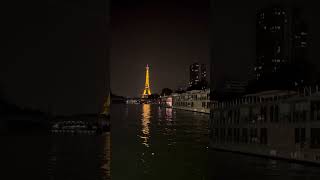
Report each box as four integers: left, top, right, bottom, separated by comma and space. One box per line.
51, 92, 110, 135
209, 86, 320, 165
161, 89, 210, 114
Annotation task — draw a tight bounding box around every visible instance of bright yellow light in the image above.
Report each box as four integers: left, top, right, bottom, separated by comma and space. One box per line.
142, 64, 152, 97
141, 104, 151, 147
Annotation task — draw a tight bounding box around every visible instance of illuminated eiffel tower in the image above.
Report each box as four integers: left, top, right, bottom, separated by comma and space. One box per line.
142, 64, 152, 98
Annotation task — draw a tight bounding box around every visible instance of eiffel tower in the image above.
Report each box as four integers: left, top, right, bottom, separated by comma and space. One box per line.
142, 64, 152, 98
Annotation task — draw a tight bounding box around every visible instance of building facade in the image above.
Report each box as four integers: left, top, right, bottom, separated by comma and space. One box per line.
171, 89, 210, 114
254, 6, 308, 84
255, 6, 291, 79
189, 63, 208, 90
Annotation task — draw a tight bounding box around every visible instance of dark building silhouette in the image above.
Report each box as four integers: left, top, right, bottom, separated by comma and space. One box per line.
189, 63, 208, 90
201, 63, 207, 83
293, 12, 308, 63
291, 9, 310, 84
189, 63, 201, 86
213, 80, 248, 101
252, 5, 310, 91
255, 6, 291, 80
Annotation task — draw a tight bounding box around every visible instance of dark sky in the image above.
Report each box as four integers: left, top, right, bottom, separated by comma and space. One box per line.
2, 0, 110, 115
111, 0, 210, 97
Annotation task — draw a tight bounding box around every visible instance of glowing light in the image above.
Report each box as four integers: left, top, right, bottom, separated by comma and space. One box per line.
141, 104, 151, 147
103, 132, 111, 178
142, 64, 152, 98
166, 97, 172, 107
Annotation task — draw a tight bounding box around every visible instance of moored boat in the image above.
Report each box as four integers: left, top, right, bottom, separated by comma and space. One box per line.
168, 89, 210, 114
209, 86, 320, 165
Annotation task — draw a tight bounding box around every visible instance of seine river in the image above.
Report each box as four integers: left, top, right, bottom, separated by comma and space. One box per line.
111, 104, 320, 180
1, 104, 320, 179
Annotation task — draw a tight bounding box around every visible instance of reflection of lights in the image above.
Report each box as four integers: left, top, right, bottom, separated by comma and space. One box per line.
141, 104, 151, 147
166, 97, 172, 107
165, 108, 172, 120
103, 133, 111, 179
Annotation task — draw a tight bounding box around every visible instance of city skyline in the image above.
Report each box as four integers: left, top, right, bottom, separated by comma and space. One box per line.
3, 0, 320, 111
111, 0, 210, 97
112, 62, 210, 97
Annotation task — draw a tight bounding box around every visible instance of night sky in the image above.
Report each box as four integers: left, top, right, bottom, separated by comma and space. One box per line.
111, 0, 210, 97
2, 0, 320, 114
2, 0, 110, 115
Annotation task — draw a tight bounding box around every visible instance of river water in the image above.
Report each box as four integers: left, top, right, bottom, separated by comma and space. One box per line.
112, 104, 209, 179
111, 104, 320, 180
1, 104, 320, 179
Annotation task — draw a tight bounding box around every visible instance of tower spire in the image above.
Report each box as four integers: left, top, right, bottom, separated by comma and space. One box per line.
142, 64, 152, 98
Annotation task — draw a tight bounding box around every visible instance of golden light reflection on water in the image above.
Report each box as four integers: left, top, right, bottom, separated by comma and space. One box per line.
141, 104, 151, 147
